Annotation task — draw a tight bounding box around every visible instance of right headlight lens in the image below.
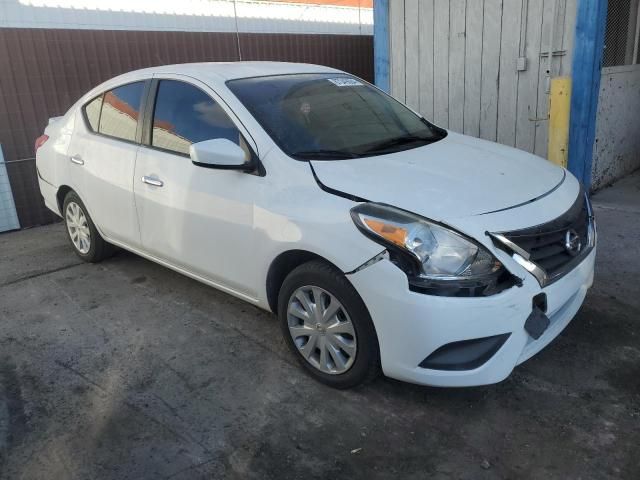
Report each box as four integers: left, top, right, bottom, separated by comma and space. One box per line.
351, 203, 512, 296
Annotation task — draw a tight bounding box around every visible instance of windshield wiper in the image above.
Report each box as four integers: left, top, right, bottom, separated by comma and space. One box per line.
292, 149, 359, 160
360, 134, 434, 154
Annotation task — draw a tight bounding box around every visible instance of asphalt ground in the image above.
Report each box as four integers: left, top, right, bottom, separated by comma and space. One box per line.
1, 172, 639, 479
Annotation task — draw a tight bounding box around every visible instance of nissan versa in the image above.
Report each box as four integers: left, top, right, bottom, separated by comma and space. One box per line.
35, 62, 596, 388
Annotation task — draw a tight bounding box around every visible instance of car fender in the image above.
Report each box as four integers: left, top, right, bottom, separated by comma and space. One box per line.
252, 152, 386, 307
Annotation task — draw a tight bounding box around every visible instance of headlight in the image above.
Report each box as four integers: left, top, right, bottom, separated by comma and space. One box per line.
350, 203, 514, 296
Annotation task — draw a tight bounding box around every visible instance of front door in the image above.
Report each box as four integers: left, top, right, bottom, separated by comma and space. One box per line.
133, 77, 261, 298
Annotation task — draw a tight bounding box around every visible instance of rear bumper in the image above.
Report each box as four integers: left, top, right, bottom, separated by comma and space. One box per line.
37, 175, 61, 217
347, 248, 595, 387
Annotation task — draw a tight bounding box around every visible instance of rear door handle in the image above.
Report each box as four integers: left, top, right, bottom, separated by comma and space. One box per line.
141, 176, 164, 187
70, 154, 84, 165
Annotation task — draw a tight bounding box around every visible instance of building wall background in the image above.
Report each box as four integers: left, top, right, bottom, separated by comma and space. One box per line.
0, 0, 374, 228
592, 65, 640, 189
386, 0, 640, 191
0, 0, 373, 35
387, 0, 577, 160
0, 146, 20, 233
592, 0, 640, 189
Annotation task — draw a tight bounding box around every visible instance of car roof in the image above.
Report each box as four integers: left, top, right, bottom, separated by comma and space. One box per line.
73, 62, 350, 116
113, 61, 345, 84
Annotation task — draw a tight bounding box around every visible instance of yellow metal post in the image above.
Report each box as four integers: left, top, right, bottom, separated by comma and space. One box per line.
548, 77, 572, 167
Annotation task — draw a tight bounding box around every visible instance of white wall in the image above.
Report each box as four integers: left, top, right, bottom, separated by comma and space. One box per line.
592, 65, 640, 189
0, 0, 373, 35
388, 0, 576, 159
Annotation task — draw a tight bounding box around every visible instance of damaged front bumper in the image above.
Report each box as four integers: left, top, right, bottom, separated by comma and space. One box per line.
346, 248, 596, 387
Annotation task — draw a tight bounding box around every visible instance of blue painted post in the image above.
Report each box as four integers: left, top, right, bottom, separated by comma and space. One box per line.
373, 0, 390, 92
567, 0, 608, 189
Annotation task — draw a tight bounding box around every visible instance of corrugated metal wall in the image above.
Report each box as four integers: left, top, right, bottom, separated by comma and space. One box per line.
0, 28, 373, 227
388, 0, 577, 159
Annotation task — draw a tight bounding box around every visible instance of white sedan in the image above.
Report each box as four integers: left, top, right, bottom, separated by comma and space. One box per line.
35, 62, 596, 388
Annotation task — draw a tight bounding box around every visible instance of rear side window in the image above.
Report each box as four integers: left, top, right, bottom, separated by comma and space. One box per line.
151, 80, 240, 156
83, 95, 103, 132
98, 82, 145, 142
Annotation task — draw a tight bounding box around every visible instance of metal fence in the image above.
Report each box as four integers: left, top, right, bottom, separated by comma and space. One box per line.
603, 0, 640, 66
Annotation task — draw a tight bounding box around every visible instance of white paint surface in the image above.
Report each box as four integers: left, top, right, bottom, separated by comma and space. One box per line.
34, 61, 596, 386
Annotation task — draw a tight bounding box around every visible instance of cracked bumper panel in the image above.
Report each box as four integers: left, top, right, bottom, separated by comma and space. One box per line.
346, 249, 595, 387
37, 176, 61, 217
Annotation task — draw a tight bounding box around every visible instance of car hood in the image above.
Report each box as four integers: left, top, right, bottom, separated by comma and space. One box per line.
310, 131, 566, 220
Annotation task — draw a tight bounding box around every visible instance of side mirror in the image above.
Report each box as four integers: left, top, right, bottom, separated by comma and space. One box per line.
190, 138, 251, 170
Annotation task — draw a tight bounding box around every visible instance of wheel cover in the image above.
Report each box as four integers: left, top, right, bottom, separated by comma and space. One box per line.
65, 201, 91, 254
287, 286, 357, 375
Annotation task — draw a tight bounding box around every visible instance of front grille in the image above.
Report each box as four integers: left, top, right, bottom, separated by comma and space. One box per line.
491, 190, 594, 285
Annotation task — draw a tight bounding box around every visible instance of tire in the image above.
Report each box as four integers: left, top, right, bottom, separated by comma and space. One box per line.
278, 260, 380, 389
62, 190, 115, 263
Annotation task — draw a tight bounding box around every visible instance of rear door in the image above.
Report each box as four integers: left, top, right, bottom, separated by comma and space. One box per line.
133, 75, 262, 297
67, 80, 148, 247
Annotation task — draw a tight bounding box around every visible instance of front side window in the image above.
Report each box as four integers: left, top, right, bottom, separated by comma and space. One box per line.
151, 80, 240, 156
83, 95, 103, 132
98, 82, 145, 142
227, 73, 446, 160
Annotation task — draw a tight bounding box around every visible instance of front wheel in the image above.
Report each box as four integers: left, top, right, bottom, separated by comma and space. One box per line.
278, 260, 380, 389
63, 191, 114, 263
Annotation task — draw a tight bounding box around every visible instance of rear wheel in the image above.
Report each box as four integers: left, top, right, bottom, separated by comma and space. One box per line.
63, 191, 114, 263
278, 260, 380, 388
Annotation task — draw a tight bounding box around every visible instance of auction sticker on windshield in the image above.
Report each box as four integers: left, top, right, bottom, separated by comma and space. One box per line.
328, 78, 363, 87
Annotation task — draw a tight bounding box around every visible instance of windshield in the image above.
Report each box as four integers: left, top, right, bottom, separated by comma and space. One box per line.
227, 73, 446, 160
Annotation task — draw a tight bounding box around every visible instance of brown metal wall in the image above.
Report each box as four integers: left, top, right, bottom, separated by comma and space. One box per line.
0, 28, 374, 228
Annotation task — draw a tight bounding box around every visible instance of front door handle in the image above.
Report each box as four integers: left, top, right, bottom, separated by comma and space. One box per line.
70, 154, 84, 165
141, 176, 164, 187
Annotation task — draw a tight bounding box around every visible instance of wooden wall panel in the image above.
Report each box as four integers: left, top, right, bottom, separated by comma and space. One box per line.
496, 0, 523, 147
389, 0, 577, 156
433, 0, 450, 127
389, 0, 406, 101
534, 0, 557, 157
479, 0, 503, 142
418, 0, 435, 119
448, 0, 466, 133
515, 0, 545, 153
463, 0, 484, 137
404, 0, 421, 110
